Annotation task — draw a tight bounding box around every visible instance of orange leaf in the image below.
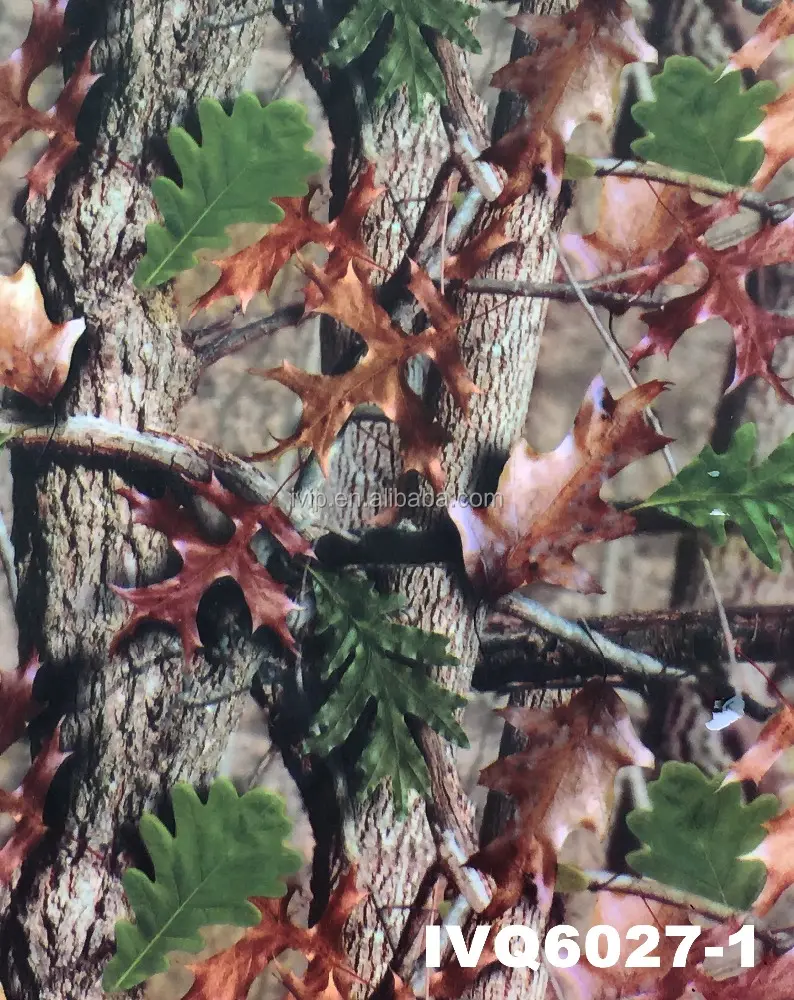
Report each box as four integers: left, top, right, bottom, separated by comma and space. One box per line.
0, 265, 85, 404
253, 261, 477, 490
0, 0, 100, 198
554, 892, 699, 1000
559, 177, 694, 288
111, 474, 313, 664
184, 867, 366, 1000
473, 681, 653, 911
689, 946, 794, 1000
724, 704, 794, 786
746, 806, 794, 915
449, 377, 670, 599
730, 0, 794, 73
193, 164, 382, 315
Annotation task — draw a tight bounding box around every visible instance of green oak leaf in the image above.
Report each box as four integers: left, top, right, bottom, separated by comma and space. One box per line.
307, 568, 468, 815
134, 94, 323, 288
102, 779, 300, 992
631, 56, 777, 184
327, 0, 481, 118
626, 761, 779, 910
635, 422, 794, 572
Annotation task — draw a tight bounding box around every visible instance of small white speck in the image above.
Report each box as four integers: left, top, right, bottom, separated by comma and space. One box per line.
710, 508, 726, 516
707, 470, 720, 477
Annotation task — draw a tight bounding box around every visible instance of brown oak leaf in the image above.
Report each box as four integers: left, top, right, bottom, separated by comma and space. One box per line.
252, 260, 477, 490
630, 197, 794, 399
686, 946, 794, 1000
0, 656, 68, 883
449, 377, 670, 599
473, 681, 654, 912
112, 474, 313, 664
0, 265, 85, 404
486, 0, 654, 201
183, 866, 365, 1000
0, 0, 100, 198
491, 0, 655, 142
193, 164, 382, 315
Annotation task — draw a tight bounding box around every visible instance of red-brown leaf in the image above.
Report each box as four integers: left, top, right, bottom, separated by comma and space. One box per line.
112, 474, 313, 664
0, 725, 69, 883
0, 265, 85, 404
474, 681, 654, 911
631, 202, 794, 400
449, 377, 670, 599
0, 0, 100, 197
491, 0, 655, 142
184, 867, 366, 1000
0, 655, 41, 753
193, 165, 382, 316
253, 261, 477, 490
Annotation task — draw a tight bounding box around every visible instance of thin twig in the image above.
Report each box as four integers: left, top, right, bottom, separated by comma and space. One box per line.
552, 233, 738, 669
465, 277, 672, 310
589, 158, 791, 224
499, 593, 680, 678
577, 869, 739, 923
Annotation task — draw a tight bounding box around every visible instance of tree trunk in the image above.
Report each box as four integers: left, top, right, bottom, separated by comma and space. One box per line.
0, 3, 279, 997
276, 2, 571, 997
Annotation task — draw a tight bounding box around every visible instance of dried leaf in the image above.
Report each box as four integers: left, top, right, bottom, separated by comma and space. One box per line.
449, 377, 670, 599
475, 681, 653, 910
253, 261, 477, 490
112, 474, 312, 664
560, 176, 692, 288
631, 196, 794, 400
0, 658, 67, 885
0, 265, 85, 404
193, 165, 382, 315
724, 703, 794, 786
183, 867, 365, 1000
0, 0, 100, 197
744, 806, 794, 915
730, 0, 794, 72
688, 945, 794, 999
492, 0, 655, 142
0, 727, 67, 883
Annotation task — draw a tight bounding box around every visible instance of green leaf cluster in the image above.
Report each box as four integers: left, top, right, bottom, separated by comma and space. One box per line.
637, 423, 794, 572
625, 762, 778, 910
134, 94, 324, 288
307, 568, 468, 814
326, 0, 481, 118
631, 56, 776, 185
103, 779, 300, 993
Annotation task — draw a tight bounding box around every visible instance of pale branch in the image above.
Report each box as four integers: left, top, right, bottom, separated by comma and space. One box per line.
464, 278, 669, 310
575, 869, 739, 923
0, 508, 16, 605
0, 413, 326, 538
477, 605, 794, 690
589, 157, 791, 224
497, 593, 679, 679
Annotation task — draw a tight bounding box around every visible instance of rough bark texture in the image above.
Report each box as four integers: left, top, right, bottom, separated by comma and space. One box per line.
1, 3, 279, 997
274, 3, 572, 999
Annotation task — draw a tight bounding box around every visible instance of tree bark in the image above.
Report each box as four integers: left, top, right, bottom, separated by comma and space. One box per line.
1, 3, 279, 997
275, 3, 572, 999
